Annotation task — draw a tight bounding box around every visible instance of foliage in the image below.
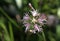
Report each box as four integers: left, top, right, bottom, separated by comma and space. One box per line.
0, 0, 60, 41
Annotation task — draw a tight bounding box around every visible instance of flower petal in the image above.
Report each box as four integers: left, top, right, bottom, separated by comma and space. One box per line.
34, 24, 40, 32
30, 10, 38, 16
23, 14, 30, 20
24, 23, 30, 32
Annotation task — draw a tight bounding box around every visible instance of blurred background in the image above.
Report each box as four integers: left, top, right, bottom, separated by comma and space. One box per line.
0, 0, 60, 41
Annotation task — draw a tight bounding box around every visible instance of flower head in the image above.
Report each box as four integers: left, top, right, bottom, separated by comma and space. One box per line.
23, 3, 47, 34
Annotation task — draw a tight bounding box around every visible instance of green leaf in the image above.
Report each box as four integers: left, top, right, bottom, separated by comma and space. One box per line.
0, 8, 19, 28
0, 23, 10, 41
9, 22, 14, 41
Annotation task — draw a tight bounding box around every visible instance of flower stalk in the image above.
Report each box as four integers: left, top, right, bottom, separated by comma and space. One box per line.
42, 30, 46, 41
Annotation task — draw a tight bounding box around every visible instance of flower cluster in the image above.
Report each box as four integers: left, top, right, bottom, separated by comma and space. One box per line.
23, 3, 47, 33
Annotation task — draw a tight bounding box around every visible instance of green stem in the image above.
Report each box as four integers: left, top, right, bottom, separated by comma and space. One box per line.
0, 23, 10, 41
37, 33, 43, 41
26, 33, 31, 41
42, 30, 46, 41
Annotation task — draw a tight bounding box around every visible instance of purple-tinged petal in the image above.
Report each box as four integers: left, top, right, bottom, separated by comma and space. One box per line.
24, 23, 30, 32
38, 17, 47, 24
38, 18, 43, 24
24, 23, 30, 27
40, 14, 47, 19
34, 24, 42, 32
23, 14, 30, 20
34, 24, 40, 32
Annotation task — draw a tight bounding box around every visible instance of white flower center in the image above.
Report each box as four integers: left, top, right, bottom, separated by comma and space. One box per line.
32, 18, 37, 23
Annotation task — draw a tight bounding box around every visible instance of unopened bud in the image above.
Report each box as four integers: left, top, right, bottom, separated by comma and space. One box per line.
29, 3, 35, 11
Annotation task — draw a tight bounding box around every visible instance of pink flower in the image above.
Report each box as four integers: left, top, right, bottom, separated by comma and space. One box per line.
22, 3, 47, 33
